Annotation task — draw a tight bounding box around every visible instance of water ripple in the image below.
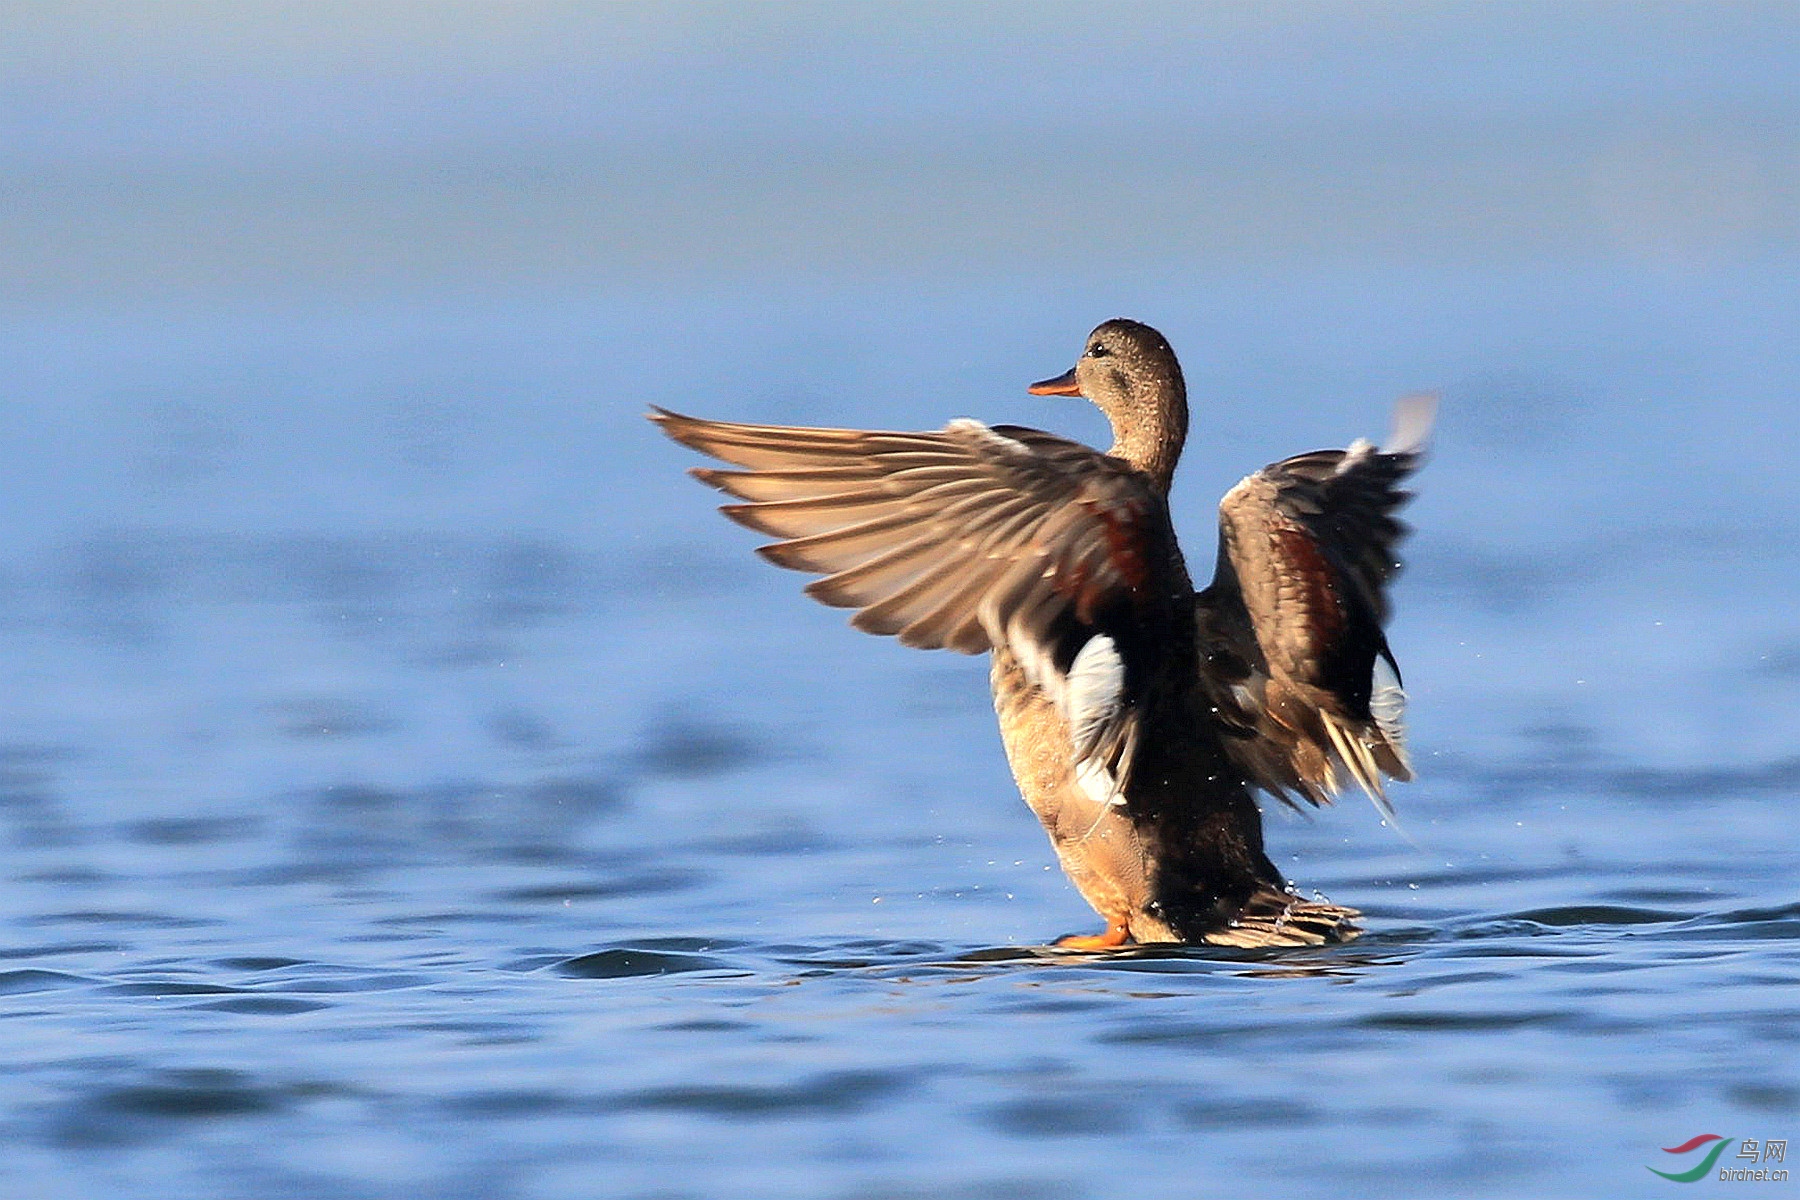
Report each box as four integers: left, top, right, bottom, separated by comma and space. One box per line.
0, 968, 89, 994
559, 947, 741, 979
622, 1069, 912, 1117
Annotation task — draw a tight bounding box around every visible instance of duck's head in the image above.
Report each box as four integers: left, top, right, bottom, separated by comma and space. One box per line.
1029, 318, 1188, 487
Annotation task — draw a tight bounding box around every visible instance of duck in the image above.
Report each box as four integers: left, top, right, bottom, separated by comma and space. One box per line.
651, 318, 1431, 948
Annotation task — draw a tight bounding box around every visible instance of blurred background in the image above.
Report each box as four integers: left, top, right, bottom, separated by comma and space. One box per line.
1, 5, 1797, 1199
4, 1, 1797, 772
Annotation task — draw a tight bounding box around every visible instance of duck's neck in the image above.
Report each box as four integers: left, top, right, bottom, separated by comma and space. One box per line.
1107, 393, 1187, 494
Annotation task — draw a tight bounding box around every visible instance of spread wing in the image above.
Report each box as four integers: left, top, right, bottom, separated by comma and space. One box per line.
1195, 394, 1433, 816
650, 408, 1178, 806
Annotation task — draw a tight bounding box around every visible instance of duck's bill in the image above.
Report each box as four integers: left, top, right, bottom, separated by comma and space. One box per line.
1027, 367, 1082, 396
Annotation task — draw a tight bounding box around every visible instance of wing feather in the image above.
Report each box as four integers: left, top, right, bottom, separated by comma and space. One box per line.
652, 407, 1177, 796
1197, 394, 1433, 814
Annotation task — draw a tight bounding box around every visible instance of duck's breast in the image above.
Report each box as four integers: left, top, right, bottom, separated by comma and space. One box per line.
988, 648, 1175, 940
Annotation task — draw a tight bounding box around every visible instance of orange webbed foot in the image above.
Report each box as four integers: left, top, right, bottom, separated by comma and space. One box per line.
1054, 922, 1130, 951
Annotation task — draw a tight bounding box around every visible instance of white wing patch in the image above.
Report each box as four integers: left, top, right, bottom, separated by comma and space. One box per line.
1368, 654, 1409, 773
1067, 635, 1125, 761
1064, 635, 1134, 809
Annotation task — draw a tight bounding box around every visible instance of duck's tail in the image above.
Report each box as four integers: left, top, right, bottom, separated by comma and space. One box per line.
1201, 888, 1362, 948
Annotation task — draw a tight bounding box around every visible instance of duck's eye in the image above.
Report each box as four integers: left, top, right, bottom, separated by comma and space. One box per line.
1085, 344, 1110, 359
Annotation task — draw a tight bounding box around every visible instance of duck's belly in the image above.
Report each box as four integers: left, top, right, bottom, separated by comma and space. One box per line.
988, 649, 1177, 943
